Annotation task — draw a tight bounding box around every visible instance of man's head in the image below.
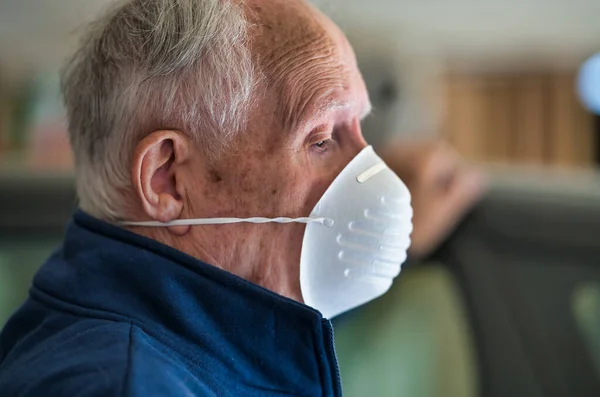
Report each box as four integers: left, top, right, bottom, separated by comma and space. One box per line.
62, 0, 370, 300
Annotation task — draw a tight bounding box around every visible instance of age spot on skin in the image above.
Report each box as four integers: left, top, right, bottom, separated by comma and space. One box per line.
209, 169, 223, 183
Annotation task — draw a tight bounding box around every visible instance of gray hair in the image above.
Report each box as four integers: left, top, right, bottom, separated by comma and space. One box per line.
61, 0, 255, 220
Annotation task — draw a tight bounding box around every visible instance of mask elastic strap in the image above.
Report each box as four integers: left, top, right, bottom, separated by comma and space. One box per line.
120, 217, 334, 228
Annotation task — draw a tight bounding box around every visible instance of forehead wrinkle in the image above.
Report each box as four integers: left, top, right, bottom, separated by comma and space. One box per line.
272, 44, 343, 130
262, 32, 332, 81
285, 73, 345, 129
278, 46, 347, 130
249, 0, 357, 130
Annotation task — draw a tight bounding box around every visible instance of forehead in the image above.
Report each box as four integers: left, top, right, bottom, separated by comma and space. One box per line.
249, 0, 364, 130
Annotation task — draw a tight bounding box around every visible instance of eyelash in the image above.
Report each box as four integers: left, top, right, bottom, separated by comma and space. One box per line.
309, 124, 338, 154
312, 138, 335, 153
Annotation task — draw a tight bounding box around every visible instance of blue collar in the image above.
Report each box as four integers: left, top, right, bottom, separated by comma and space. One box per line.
31, 210, 341, 395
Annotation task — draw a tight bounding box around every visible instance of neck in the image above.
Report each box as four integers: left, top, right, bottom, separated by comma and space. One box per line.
137, 222, 305, 302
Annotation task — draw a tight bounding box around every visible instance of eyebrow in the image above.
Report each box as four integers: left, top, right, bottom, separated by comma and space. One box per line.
282, 83, 373, 132
309, 97, 373, 124
359, 100, 373, 120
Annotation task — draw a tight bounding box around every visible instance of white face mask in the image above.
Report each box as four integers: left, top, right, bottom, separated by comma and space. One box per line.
300, 146, 412, 318
122, 146, 413, 318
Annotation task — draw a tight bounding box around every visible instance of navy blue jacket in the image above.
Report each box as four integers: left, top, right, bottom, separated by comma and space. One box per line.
0, 211, 342, 396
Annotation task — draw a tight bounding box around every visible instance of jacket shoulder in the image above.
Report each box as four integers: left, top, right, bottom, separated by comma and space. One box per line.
0, 320, 131, 396
0, 320, 213, 397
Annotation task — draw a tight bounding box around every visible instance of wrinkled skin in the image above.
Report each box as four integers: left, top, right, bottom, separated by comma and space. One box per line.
129, 0, 370, 302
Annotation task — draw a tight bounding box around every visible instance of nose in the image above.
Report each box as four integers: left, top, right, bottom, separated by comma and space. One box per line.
331, 117, 369, 181
346, 118, 368, 157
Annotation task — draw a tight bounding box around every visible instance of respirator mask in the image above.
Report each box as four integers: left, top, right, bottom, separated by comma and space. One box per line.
122, 146, 413, 318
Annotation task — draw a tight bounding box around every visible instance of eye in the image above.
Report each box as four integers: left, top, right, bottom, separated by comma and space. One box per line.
307, 125, 335, 154
312, 139, 333, 152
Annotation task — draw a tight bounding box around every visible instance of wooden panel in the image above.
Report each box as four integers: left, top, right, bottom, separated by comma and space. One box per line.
513, 76, 547, 164
441, 70, 595, 168
444, 76, 486, 162
571, 82, 596, 167
485, 78, 513, 163
550, 74, 595, 167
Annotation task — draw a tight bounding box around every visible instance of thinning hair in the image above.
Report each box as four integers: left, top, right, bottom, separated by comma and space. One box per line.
61, 0, 255, 220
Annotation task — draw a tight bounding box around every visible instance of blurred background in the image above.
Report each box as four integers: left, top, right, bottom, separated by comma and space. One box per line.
1, 0, 600, 396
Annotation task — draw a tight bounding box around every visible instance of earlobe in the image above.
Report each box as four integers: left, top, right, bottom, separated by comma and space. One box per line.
131, 130, 190, 229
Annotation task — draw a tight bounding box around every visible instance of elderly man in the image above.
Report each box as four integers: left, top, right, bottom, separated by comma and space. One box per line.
0, 0, 483, 396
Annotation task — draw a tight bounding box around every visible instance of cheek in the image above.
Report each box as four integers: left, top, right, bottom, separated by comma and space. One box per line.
299, 148, 360, 213
261, 163, 308, 216
247, 155, 323, 217
301, 172, 337, 213
200, 139, 350, 217
288, 157, 342, 216
226, 155, 304, 216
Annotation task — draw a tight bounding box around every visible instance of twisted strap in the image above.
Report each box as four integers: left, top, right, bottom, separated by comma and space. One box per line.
120, 217, 334, 227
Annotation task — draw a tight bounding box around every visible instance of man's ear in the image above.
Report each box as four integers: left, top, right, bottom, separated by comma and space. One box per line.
131, 130, 190, 225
